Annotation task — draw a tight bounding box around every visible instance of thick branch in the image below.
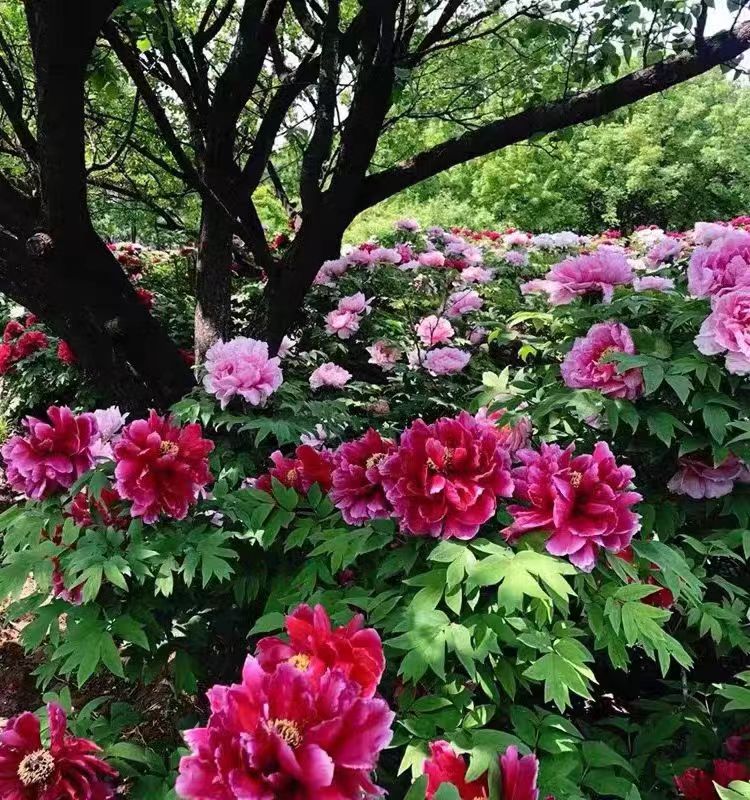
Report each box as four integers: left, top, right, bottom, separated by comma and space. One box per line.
359, 21, 750, 209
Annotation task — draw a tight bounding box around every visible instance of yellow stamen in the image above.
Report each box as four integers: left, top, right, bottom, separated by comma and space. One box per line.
569, 470, 583, 488
159, 440, 179, 456
269, 718, 302, 748
365, 452, 386, 470
287, 653, 311, 670
18, 749, 55, 786
286, 468, 298, 484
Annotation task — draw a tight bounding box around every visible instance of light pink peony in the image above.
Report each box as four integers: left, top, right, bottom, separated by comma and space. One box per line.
504, 250, 529, 267
418, 250, 446, 268
91, 406, 128, 461
459, 266, 494, 284
469, 326, 487, 344
338, 292, 372, 315
1, 406, 97, 500
395, 218, 420, 232
416, 315, 455, 347
445, 289, 483, 317
688, 230, 750, 298
695, 287, 750, 374
694, 221, 731, 245
309, 362, 352, 390
423, 347, 471, 375
503, 441, 642, 571
561, 322, 644, 399
370, 246, 401, 264
347, 248, 374, 266
504, 230, 531, 247
325, 309, 361, 339
633, 275, 675, 292
646, 237, 683, 266
203, 337, 283, 409
366, 340, 401, 371
521, 248, 634, 305
667, 456, 742, 499
474, 408, 532, 454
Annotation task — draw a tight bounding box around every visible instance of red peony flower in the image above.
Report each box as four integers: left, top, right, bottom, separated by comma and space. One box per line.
113, 410, 214, 523
15, 330, 48, 359
0, 702, 117, 799
329, 429, 396, 525
57, 340, 77, 366
135, 287, 155, 309
615, 547, 674, 609
51, 558, 84, 605
179, 348, 195, 367
176, 657, 393, 800
256, 603, 385, 699
676, 761, 750, 800
25, 314, 39, 327
503, 442, 641, 572
380, 411, 514, 540
254, 445, 335, 495
725, 726, 750, 760
3, 320, 24, 342
69, 488, 128, 529
1, 406, 97, 500
0, 343, 16, 375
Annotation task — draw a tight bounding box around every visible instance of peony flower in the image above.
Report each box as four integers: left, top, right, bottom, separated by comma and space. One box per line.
175, 657, 393, 800
504, 250, 529, 267
370, 247, 401, 265
136, 287, 155, 309
474, 408, 532, 454
418, 250, 446, 268
277, 335, 296, 359
503, 442, 642, 571
469, 326, 487, 344
256, 603, 385, 698
69, 487, 127, 529
366, 340, 401, 371
725, 727, 750, 760
254, 445, 335, 494
675, 761, 750, 800
633, 275, 675, 292
521, 249, 633, 305
0, 343, 15, 375
694, 221, 730, 245
615, 547, 674, 609
459, 266, 494, 284
395, 218, 420, 232
56, 340, 77, 365
15, 330, 48, 359
695, 288, 750, 374
380, 411, 514, 539
338, 292, 372, 315
203, 337, 283, 409
93, 406, 128, 444
3, 319, 24, 342
325, 309, 361, 339
347, 248, 374, 267
300, 424, 327, 448
688, 230, 750, 298
646, 237, 683, 266
505, 230, 531, 247
309, 362, 352, 390
667, 455, 742, 499
445, 289, 483, 317
1, 406, 97, 500
113, 411, 214, 523
560, 322, 644, 400
416, 315, 454, 347
329, 429, 396, 526
0, 703, 117, 799
423, 347, 471, 375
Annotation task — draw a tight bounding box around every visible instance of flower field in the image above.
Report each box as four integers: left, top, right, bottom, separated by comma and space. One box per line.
1, 217, 750, 799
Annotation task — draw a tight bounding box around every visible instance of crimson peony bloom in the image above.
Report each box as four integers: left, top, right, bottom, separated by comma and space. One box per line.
675, 760, 750, 800
135, 287, 155, 309
69, 488, 128, 530
1, 406, 97, 500
0, 703, 117, 799
3, 319, 24, 342
380, 411, 514, 540
176, 657, 393, 800
329, 429, 396, 525
15, 330, 48, 359
615, 547, 674, 609
503, 442, 641, 572
423, 742, 541, 800
256, 603, 385, 699
113, 411, 214, 523
254, 445, 335, 495
0, 343, 15, 374
57, 340, 77, 366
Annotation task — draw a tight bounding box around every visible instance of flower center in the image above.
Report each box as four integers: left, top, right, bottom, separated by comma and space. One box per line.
569, 470, 583, 488
285, 468, 298, 484
270, 718, 302, 748
427, 448, 454, 472
599, 346, 619, 363
287, 653, 311, 670
18, 749, 55, 786
159, 440, 179, 456
365, 452, 386, 470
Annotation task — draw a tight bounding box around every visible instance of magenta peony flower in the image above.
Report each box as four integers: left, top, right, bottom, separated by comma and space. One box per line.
633, 275, 675, 292
474, 408, 532, 454
175, 657, 393, 800
560, 322, 644, 400
203, 337, 283, 409
113, 411, 214, 523
418, 250, 446, 268
309, 362, 352, 390
695, 287, 750, 374
380, 411, 514, 539
256, 603, 385, 698
366, 340, 401, 371
521, 248, 633, 305
416, 315, 455, 347
423, 347, 471, 375
253, 445, 334, 494
0, 703, 117, 799
325, 309, 362, 339
667, 455, 742, 499
688, 230, 750, 298
501, 746, 541, 800
1, 406, 97, 500
329, 429, 396, 525
503, 442, 641, 571
445, 289, 483, 317
338, 292, 372, 315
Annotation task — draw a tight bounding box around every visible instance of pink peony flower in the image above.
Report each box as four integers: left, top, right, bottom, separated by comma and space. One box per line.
256, 603, 385, 698
1, 406, 97, 500
113, 411, 214, 523
694, 221, 730, 245
445, 289, 483, 317
3, 319, 24, 342
0, 703, 118, 799
521, 249, 634, 305
695, 287, 750, 374
459, 266, 494, 284
469, 326, 487, 344
667, 455, 742, 499
633, 275, 675, 292
203, 337, 283, 409
370, 246, 401, 264
423, 347, 471, 375
646, 237, 683, 266
325, 309, 362, 339
300, 424, 327, 449
688, 230, 750, 298
309, 362, 352, 390
503, 442, 642, 571
418, 250, 446, 268
396, 243, 416, 263
277, 335, 296, 358
395, 218, 420, 232
416, 315, 455, 347
366, 340, 401, 371
504, 250, 529, 267
474, 408, 532, 454
347, 248, 374, 267
175, 656, 393, 800
504, 230, 531, 247
329, 429, 396, 526
380, 411, 514, 539
338, 292, 372, 315
560, 322, 644, 400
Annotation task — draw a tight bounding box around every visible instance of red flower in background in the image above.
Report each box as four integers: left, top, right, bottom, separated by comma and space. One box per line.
15, 330, 48, 359
676, 761, 750, 800
615, 546, 674, 609
0, 343, 14, 375
256, 603, 385, 699
0, 703, 117, 799
69, 488, 128, 529
135, 287, 155, 309
725, 726, 750, 760
254, 445, 334, 494
57, 340, 77, 365
3, 320, 24, 342
113, 410, 214, 523
179, 348, 195, 367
